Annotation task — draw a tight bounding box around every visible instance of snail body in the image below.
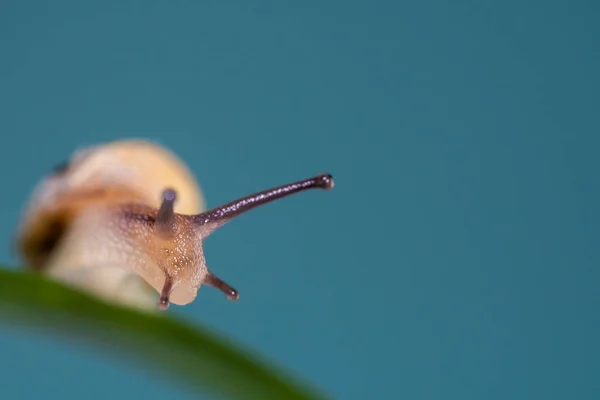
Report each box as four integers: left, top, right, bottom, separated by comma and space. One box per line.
16, 139, 334, 311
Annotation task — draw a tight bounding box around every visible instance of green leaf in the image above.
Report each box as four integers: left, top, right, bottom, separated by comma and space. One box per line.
0, 268, 329, 400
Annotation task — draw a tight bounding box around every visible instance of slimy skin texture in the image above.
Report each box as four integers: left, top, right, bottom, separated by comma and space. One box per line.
16, 139, 335, 311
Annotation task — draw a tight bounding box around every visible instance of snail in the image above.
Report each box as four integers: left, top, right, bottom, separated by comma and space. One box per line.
15, 139, 335, 311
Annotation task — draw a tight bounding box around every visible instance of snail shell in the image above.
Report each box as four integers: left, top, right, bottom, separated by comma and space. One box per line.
16, 139, 206, 310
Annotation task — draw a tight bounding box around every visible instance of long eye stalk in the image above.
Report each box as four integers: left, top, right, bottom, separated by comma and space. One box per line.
193, 173, 334, 235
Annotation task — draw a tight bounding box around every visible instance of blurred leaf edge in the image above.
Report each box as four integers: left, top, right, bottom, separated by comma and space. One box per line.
0, 268, 329, 400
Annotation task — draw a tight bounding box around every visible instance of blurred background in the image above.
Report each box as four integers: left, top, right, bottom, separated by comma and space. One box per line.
0, 1, 598, 399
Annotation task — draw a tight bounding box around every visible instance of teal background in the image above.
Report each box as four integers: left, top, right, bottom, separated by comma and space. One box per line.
1, 1, 598, 399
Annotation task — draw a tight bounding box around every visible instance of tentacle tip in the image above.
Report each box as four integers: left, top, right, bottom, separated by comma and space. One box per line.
157, 298, 170, 310
316, 173, 335, 190
162, 188, 177, 203
227, 289, 240, 301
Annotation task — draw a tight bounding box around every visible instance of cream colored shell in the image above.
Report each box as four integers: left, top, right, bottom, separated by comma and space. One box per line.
16, 139, 206, 311
51, 139, 204, 213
